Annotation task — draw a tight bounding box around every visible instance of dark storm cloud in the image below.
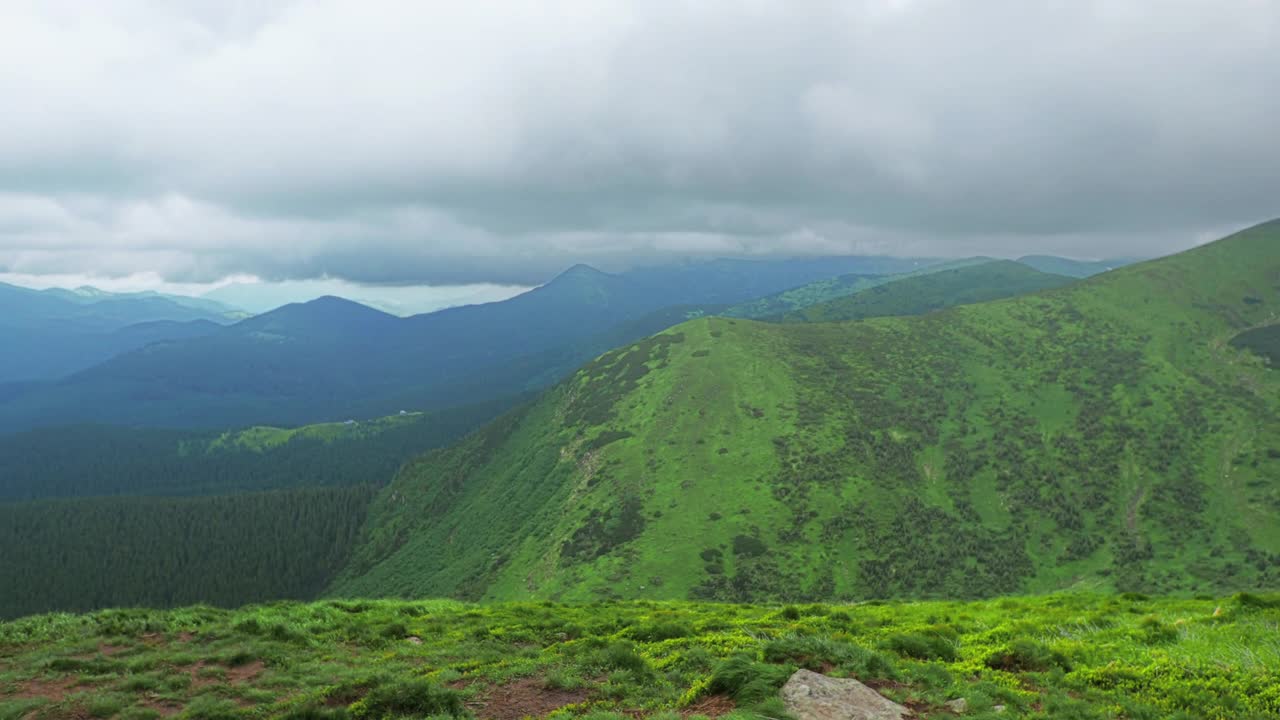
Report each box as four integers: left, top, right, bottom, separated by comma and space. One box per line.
1, 0, 1278, 285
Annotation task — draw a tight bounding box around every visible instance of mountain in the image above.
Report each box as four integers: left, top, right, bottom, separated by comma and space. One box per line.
722, 258, 992, 319
1016, 255, 1140, 278
0, 257, 923, 433
332, 220, 1280, 602
773, 260, 1077, 323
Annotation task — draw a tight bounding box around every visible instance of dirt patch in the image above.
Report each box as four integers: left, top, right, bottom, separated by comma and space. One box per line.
225, 660, 265, 685
11, 677, 78, 701
175, 633, 195, 644
474, 677, 592, 720
24, 705, 91, 720
140, 698, 184, 717
682, 694, 736, 718
98, 644, 128, 657
186, 661, 218, 690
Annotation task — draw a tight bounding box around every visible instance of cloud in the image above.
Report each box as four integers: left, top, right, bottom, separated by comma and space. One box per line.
1, 0, 1277, 285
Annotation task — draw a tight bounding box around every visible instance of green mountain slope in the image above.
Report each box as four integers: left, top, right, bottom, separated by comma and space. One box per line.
775, 261, 1077, 323
332, 221, 1280, 603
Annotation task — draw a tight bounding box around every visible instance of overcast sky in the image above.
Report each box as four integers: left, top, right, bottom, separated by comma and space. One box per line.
1, 0, 1278, 294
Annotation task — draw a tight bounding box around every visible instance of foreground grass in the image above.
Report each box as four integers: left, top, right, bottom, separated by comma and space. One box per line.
1, 594, 1277, 720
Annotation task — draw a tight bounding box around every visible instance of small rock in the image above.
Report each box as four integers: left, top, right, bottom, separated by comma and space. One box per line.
406, 636, 423, 645
945, 697, 968, 714
781, 669, 911, 720
993, 705, 1007, 713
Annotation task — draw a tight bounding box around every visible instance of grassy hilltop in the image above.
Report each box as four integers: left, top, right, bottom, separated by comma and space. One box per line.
1, 594, 1277, 720
333, 221, 1280, 602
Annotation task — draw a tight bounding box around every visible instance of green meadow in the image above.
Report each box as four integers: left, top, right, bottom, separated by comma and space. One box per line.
3, 594, 1278, 720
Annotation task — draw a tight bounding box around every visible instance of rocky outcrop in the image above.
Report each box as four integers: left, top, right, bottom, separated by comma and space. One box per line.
781, 669, 912, 720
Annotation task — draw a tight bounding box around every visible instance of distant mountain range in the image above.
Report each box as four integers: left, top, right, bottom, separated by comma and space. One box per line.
0, 256, 932, 433
0, 282, 242, 383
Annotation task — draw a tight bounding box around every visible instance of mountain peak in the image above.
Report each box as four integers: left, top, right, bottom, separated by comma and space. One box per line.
555, 263, 611, 281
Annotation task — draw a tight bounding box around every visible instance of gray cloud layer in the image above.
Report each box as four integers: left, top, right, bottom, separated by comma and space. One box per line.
1, 0, 1277, 285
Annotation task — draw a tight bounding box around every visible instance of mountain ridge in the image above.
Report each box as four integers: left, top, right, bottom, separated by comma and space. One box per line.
331, 220, 1280, 602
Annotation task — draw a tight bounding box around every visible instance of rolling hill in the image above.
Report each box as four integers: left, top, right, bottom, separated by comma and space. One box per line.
773, 260, 1077, 323
332, 220, 1280, 603
0, 257, 923, 433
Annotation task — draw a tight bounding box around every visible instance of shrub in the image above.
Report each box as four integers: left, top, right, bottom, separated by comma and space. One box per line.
629, 621, 692, 642
182, 696, 241, 720
984, 640, 1072, 673
351, 680, 466, 719
87, 694, 129, 719
706, 655, 795, 705
732, 535, 768, 558
596, 641, 650, 673
544, 670, 586, 691
763, 635, 874, 672
1135, 617, 1178, 645
881, 632, 957, 662
1233, 592, 1280, 610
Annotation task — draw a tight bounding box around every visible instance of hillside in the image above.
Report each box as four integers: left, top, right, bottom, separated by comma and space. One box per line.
3, 594, 1278, 720
774, 261, 1077, 323
721, 258, 990, 319
333, 221, 1280, 603
0, 257, 914, 433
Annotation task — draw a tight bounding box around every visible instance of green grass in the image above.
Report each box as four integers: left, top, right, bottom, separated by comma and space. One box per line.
332, 221, 1280, 603
1, 594, 1276, 720
201, 413, 425, 454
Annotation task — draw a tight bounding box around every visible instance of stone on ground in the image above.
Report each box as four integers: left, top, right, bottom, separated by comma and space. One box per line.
781, 669, 912, 720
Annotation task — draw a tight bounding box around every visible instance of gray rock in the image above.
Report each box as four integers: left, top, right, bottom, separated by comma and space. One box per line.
781, 669, 912, 720
945, 697, 968, 714
993, 705, 1007, 713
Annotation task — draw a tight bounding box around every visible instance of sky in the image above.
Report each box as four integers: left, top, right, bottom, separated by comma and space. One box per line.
1, 0, 1278, 302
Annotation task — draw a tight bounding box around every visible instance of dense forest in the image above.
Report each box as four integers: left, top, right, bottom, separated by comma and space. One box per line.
0, 485, 375, 619
0, 397, 519, 502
